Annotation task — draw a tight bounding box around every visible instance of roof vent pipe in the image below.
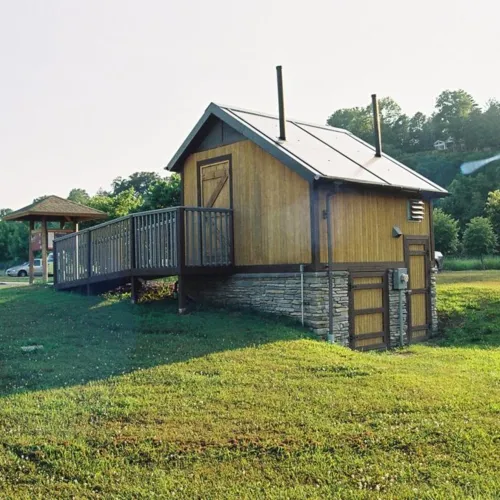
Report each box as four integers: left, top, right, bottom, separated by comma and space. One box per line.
276, 66, 286, 141
371, 94, 382, 157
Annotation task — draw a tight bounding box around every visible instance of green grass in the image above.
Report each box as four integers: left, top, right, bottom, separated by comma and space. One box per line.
0, 276, 53, 285
0, 279, 499, 498
438, 269, 500, 284
0, 276, 29, 283
443, 255, 500, 271
436, 272, 500, 348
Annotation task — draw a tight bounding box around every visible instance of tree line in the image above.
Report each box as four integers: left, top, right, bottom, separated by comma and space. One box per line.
328, 89, 500, 261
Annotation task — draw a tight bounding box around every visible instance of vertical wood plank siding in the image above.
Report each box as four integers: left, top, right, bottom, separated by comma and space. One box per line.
318, 189, 431, 263
182, 140, 312, 266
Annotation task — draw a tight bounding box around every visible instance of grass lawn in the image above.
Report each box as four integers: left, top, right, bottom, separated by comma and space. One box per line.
443, 256, 500, 272
1, 274, 500, 498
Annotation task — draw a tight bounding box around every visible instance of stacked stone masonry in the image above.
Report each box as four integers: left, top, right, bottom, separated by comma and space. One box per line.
184, 269, 438, 349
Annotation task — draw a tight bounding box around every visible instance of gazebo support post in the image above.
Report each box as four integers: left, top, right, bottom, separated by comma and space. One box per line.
29, 220, 35, 285
41, 216, 49, 283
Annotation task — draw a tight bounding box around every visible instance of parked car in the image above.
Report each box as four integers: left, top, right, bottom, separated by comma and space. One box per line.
5, 255, 54, 277
434, 251, 444, 271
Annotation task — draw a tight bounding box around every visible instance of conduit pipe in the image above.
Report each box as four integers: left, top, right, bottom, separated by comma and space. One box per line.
300, 264, 305, 326
326, 190, 336, 344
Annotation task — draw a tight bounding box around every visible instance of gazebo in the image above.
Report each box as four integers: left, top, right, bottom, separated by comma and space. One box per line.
3, 196, 107, 284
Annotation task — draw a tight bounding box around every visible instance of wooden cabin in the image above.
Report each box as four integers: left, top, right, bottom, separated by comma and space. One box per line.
53, 93, 447, 350
164, 100, 447, 349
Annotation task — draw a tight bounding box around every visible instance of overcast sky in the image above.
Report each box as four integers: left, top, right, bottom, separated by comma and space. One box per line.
1, 0, 497, 209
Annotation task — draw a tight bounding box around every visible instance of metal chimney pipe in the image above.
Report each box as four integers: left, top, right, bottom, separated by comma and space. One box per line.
371, 94, 382, 157
276, 66, 286, 141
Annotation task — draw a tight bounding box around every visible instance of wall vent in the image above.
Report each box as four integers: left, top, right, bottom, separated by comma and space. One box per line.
408, 199, 425, 221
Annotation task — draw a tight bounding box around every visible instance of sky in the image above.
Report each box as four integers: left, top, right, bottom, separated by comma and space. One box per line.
1, 0, 498, 209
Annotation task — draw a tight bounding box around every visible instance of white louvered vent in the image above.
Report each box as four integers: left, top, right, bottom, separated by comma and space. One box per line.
408, 199, 425, 222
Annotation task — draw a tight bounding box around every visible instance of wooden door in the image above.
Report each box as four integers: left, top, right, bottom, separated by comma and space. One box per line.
197, 157, 232, 265
405, 237, 431, 342
349, 272, 389, 350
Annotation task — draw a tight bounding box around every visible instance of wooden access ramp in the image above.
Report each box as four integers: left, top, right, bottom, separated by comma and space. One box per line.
53, 206, 234, 304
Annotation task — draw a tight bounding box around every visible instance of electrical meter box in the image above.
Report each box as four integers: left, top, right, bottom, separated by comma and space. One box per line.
393, 268, 409, 290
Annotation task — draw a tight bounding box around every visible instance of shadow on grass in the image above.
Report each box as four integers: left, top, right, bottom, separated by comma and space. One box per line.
432, 315, 500, 349
0, 286, 310, 397
433, 285, 500, 349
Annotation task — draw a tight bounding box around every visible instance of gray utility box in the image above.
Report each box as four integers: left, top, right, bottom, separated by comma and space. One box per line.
393, 268, 409, 290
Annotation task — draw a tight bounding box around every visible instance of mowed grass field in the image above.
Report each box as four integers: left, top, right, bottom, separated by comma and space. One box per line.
0, 273, 499, 498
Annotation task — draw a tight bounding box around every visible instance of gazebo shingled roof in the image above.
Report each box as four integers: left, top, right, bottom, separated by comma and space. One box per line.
2, 195, 107, 222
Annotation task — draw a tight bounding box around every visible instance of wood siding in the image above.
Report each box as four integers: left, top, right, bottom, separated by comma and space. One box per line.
183, 140, 311, 266
318, 189, 431, 263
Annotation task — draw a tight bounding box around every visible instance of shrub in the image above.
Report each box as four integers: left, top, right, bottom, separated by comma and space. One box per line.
433, 208, 460, 254
462, 217, 497, 267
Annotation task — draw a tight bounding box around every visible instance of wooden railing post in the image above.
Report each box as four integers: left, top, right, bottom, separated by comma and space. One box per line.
130, 215, 136, 271
230, 210, 235, 266
130, 215, 139, 303
177, 207, 187, 314
176, 207, 185, 272
87, 231, 92, 279
53, 241, 58, 285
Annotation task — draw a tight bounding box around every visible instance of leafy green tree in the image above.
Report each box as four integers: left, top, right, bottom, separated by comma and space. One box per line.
141, 174, 181, 211
485, 190, 500, 241
326, 107, 372, 143
86, 187, 143, 225
433, 208, 459, 254
462, 217, 497, 266
433, 90, 478, 146
112, 172, 162, 197
0, 213, 29, 264
68, 188, 90, 205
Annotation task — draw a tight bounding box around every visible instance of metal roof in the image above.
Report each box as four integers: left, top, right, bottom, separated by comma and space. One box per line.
166, 103, 447, 196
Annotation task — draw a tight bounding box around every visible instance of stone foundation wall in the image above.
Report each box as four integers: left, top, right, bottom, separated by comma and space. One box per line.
184, 267, 439, 348
184, 272, 350, 345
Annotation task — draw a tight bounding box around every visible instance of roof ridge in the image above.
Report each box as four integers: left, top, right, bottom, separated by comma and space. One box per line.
215, 103, 349, 134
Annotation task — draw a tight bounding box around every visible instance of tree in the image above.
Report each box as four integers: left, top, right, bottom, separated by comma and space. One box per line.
433, 90, 478, 146
68, 188, 90, 205
326, 107, 372, 143
433, 208, 459, 254
112, 172, 162, 197
462, 217, 497, 266
86, 187, 143, 224
141, 174, 181, 211
0, 214, 29, 264
485, 190, 500, 242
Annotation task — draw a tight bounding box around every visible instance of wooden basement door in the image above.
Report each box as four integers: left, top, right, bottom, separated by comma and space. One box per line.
198, 159, 232, 265
349, 272, 389, 350
405, 237, 431, 342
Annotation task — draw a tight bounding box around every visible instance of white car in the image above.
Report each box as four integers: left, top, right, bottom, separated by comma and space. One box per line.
5, 254, 53, 277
